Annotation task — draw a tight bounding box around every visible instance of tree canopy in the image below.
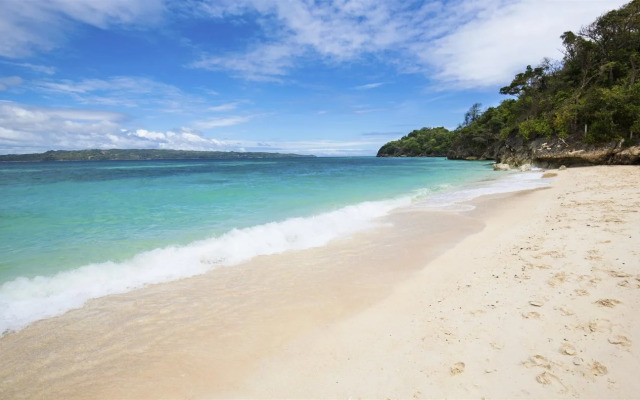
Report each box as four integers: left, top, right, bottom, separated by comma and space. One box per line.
377, 127, 455, 157
378, 1, 640, 158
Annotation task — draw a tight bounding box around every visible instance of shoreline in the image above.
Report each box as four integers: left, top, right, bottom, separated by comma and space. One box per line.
0, 165, 543, 336
1, 166, 638, 398
0, 196, 485, 399
222, 165, 640, 398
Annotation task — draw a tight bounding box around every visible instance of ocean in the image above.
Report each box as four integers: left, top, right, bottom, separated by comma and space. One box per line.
0, 157, 547, 333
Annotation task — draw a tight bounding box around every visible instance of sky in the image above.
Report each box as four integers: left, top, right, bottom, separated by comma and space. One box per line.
0, 0, 628, 156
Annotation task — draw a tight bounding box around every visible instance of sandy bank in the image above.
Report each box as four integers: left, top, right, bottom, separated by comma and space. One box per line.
1, 166, 638, 399
221, 166, 640, 398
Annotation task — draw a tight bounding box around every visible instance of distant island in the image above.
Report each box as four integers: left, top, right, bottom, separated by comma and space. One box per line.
0, 149, 313, 162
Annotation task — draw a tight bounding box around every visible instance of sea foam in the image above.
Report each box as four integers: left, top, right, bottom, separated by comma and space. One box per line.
0, 170, 550, 334
413, 171, 549, 211
0, 196, 411, 333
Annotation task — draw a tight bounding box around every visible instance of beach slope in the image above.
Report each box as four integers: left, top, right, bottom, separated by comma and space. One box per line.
223, 166, 640, 398
0, 166, 638, 399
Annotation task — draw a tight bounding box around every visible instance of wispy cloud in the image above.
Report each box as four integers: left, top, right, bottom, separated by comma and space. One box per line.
352, 107, 392, 115
208, 102, 240, 112
188, 1, 426, 80
0, 61, 56, 75
0, 0, 164, 58
246, 138, 385, 156
423, 0, 629, 88
2, 0, 624, 89
0, 101, 241, 154
0, 76, 23, 91
0, 101, 393, 156
354, 82, 386, 90
0, 101, 127, 153
193, 115, 254, 129
190, 42, 299, 82
187, 0, 624, 88
33, 76, 207, 113
360, 131, 403, 138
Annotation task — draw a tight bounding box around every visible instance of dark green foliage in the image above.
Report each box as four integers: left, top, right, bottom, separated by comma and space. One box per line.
0, 149, 312, 162
494, 0, 640, 144
377, 127, 455, 157
378, 1, 640, 158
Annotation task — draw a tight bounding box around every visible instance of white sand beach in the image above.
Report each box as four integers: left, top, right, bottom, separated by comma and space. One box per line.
1, 165, 639, 399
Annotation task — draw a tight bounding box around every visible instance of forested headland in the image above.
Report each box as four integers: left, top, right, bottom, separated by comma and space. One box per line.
378, 0, 640, 167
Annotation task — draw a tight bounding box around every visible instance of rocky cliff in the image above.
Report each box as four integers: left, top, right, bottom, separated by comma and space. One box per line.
498, 137, 640, 168
448, 135, 640, 168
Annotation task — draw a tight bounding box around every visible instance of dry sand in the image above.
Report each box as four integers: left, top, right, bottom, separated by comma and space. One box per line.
1, 165, 639, 399
223, 165, 640, 399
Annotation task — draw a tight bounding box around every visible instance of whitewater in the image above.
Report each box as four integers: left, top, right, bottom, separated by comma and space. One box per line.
0, 157, 548, 333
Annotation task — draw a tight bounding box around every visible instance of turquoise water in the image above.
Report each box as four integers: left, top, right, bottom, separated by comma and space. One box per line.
0, 157, 545, 332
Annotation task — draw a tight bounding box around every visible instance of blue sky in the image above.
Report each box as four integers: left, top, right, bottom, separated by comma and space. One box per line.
0, 0, 627, 156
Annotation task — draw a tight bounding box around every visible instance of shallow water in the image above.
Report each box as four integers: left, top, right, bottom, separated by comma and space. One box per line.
0, 157, 546, 332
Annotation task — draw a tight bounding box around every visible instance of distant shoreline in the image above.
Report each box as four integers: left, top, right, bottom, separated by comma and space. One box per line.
0, 149, 314, 162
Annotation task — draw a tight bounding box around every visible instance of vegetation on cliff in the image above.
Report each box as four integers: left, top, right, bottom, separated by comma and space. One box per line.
0, 149, 312, 162
377, 127, 454, 156
378, 0, 640, 163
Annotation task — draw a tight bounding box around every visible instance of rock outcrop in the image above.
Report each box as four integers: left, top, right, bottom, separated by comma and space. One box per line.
449, 134, 640, 169
495, 135, 640, 168
492, 163, 511, 171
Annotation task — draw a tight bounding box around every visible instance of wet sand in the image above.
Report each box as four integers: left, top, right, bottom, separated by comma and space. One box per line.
222, 166, 640, 398
1, 165, 639, 399
0, 197, 482, 399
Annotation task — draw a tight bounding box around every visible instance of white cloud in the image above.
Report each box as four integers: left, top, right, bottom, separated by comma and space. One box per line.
0, 0, 164, 58
354, 82, 386, 90
0, 101, 238, 154
33, 76, 206, 112
352, 107, 391, 115
189, 0, 625, 88
425, 0, 629, 88
0, 101, 390, 156
0, 76, 23, 91
188, 0, 425, 80
193, 115, 254, 129
246, 138, 384, 156
0, 101, 126, 153
131, 129, 166, 140
208, 102, 240, 112
191, 42, 299, 81
0, 61, 56, 75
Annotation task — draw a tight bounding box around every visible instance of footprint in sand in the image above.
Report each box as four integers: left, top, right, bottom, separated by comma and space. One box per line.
579, 275, 601, 287
574, 288, 590, 296
557, 307, 574, 316
589, 277, 602, 286
548, 272, 567, 287
523, 355, 551, 370
522, 311, 541, 319
586, 319, 612, 333
559, 343, 577, 356
605, 270, 632, 278
585, 250, 602, 261
536, 371, 559, 386
595, 299, 621, 308
608, 335, 631, 348
618, 280, 631, 287
450, 362, 465, 375
590, 361, 608, 376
